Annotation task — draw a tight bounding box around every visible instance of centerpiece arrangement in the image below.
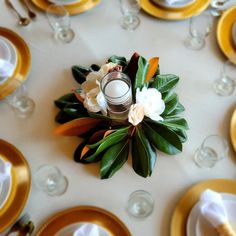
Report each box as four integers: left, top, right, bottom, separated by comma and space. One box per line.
54, 52, 189, 179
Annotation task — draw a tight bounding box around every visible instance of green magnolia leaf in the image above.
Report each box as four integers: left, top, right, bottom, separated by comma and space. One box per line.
162, 93, 179, 116
159, 117, 189, 130
100, 139, 129, 179
143, 121, 182, 155
71, 66, 89, 84
132, 127, 156, 177
85, 127, 130, 162
108, 55, 127, 67
167, 103, 185, 116
134, 56, 149, 90
54, 93, 80, 110
88, 112, 113, 121
64, 103, 88, 118
90, 64, 100, 71
55, 110, 75, 124
151, 74, 179, 93
171, 128, 188, 143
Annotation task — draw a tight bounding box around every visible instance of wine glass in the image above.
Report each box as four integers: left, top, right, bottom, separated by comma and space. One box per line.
213, 60, 236, 96
119, 0, 140, 31
126, 190, 154, 219
184, 11, 213, 51
6, 83, 35, 119
34, 165, 68, 196
194, 135, 229, 168
46, 4, 75, 44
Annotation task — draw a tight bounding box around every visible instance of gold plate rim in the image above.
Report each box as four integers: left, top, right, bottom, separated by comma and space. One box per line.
217, 6, 236, 65
0, 27, 31, 100
140, 0, 212, 20
36, 206, 132, 236
170, 179, 236, 236
30, 0, 101, 15
0, 139, 31, 233
230, 108, 236, 153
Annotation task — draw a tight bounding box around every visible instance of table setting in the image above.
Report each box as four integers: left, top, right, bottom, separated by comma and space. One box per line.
0, 0, 236, 235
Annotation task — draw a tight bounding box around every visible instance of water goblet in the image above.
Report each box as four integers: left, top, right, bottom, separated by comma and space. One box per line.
194, 135, 229, 168
213, 60, 236, 96
46, 4, 75, 44
184, 11, 213, 51
6, 83, 35, 119
34, 165, 68, 196
126, 190, 154, 219
119, 0, 140, 31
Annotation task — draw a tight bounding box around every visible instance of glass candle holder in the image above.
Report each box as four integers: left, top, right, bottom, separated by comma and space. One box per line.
100, 71, 132, 119
194, 135, 229, 168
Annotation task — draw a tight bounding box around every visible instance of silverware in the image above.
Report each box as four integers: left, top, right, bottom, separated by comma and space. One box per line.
5, 214, 31, 236
19, 0, 37, 20
5, 0, 30, 26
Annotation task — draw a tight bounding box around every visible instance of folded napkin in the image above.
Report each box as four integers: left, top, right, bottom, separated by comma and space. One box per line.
0, 58, 15, 78
200, 189, 236, 236
73, 224, 100, 236
0, 161, 11, 182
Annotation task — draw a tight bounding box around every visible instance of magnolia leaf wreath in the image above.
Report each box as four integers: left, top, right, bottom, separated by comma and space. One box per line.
54, 52, 189, 179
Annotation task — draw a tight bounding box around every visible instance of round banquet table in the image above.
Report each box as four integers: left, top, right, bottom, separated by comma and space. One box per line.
0, 0, 236, 235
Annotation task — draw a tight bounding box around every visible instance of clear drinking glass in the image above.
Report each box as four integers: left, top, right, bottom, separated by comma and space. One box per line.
209, 0, 229, 16
119, 0, 140, 31
34, 165, 68, 196
6, 83, 35, 119
100, 71, 132, 119
213, 60, 236, 96
126, 190, 154, 219
194, 135, 229, 168
184, 11, 213, 51
46, 4, 75, 44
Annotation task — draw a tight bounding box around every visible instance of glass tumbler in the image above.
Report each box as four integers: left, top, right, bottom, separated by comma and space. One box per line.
119, 0, 140, 31
126, 190, 154, 219
46, 4, 75, 43
100, 71, 132, 119
6, 83, 35, 119
194, 135, 229, 168
213, 60, 236, 96
34, 165, 68, 196
184, 11, 213, 50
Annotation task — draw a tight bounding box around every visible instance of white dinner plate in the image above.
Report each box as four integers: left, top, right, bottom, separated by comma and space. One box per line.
0, 158, 12, 210
48, 0, 81, 5
232, 22, 236, 47
152, 0, 195, 9
187, 193, 236, 236
0, 36, 18, 85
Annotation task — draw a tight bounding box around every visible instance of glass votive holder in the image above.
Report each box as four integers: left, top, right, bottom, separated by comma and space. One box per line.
126, 190, 154, 219
34, 165, 68, 196
100, 71, 132, 119
194, 135, 229, 168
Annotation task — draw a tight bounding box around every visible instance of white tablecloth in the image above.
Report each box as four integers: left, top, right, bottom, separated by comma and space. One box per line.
0, 0, 236, 235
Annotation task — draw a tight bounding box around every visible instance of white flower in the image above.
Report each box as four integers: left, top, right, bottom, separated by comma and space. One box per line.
136, 87, 165, 122
128, 104, 145, 126
80, 62, 117, 114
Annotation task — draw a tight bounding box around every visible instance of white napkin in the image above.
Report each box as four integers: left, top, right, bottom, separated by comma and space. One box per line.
73, 224, 100, 236
0, 58, 15, 78
199, 189, 228, 228
0, 161, 11, 182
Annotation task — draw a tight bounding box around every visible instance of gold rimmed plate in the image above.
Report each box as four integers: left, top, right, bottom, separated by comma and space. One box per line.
31, 0, 100, 15
0, 27, 31, 100
36, 206, 131, 236
230, 108, 236, 153
170, 179, 236, 236
0, 139, 31, 233
217, 6, 236, 65
140, 0, 211, 20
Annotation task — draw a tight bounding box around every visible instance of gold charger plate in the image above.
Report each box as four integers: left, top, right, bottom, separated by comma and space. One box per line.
0, 139, 31, 233
31, 0, 100, 15
0, 27, 31, 100
230, 108, 236, 153
170, 179, 236, 236
36, 206, 132, 236
140, 0, 211, 20
217, 6, 236, 65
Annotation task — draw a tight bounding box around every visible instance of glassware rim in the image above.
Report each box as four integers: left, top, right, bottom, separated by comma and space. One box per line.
46, 3, 69, 17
